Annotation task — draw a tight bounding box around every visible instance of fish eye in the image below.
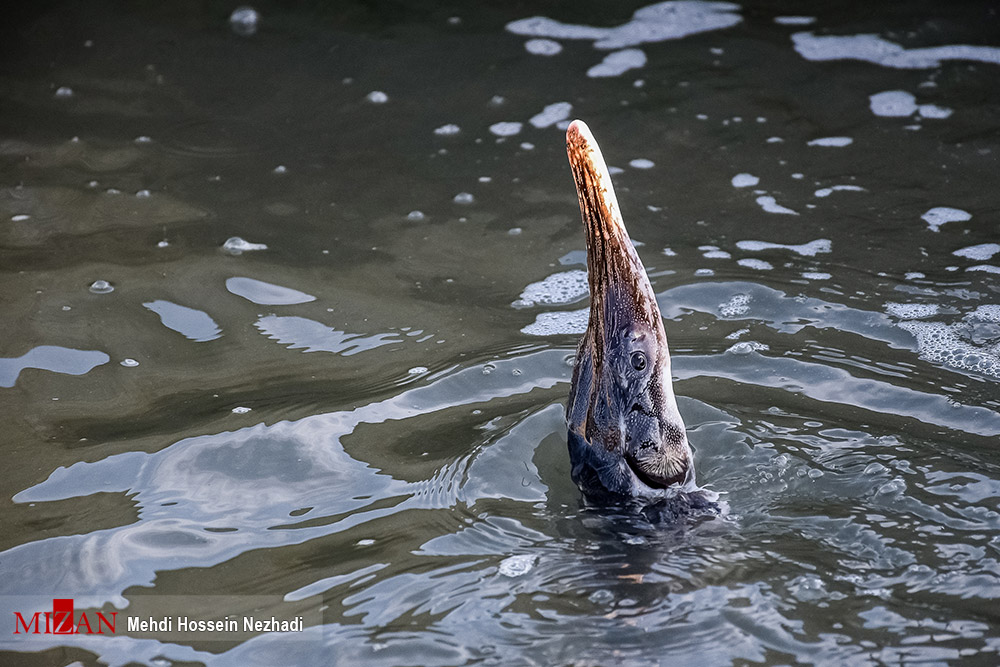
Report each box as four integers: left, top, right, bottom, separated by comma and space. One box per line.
630, 351, 647, 371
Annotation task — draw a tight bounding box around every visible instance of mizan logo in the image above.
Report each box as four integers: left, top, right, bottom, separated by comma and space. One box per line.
13, 599, 116, 635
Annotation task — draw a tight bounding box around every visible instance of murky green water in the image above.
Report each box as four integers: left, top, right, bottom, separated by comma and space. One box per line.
2, 1, 999, 665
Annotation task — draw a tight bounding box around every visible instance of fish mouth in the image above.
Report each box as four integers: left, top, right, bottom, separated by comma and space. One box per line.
625, 454, 689, 491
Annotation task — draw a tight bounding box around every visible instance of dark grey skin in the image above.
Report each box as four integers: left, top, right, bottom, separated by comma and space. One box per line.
565, 120, 716, 519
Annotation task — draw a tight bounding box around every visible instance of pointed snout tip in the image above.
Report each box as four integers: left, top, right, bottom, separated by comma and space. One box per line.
566, 119, 592, 147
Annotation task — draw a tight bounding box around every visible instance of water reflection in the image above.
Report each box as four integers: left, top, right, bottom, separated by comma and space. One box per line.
0, 346, 109, 387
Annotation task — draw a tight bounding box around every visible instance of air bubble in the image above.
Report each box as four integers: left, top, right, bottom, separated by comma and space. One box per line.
588, 589, 614, 604
120, 358, 139, 367
498, 554, 536, 577
89, 280, 114, 294
222, 237, 268, 255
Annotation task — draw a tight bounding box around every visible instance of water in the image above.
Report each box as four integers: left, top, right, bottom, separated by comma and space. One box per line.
2, 1, 999, 665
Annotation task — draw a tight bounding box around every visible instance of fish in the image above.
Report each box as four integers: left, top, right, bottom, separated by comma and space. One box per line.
564, 120, 717, 522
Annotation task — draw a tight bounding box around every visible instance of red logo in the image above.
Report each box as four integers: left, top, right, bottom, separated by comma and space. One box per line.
13, 599, 116, 635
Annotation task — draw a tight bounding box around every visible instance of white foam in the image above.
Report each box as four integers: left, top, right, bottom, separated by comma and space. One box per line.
898, 320, 1000, 379
736, 238, 831, 257
969, 305, 1000, 323
919, 104, 953, 119
516, 270, 589, 307
814, 185, 864, 198
588, 49, 647, 77
719, 293, 751, 317
755, 195, 799, 215
490, 122, 523, 137
870, 90, 917, 117
529, 102, 573, 128
732, 173, 759, 187
802, 272, 832, 280
434, 124, 461, 136
506, 2, 743, 50
792, 32, 1000, 69
774, 16, 815, 26
886, 302, 939, 320
521, 308, 588, 336
737, 258, 773, 270
967, 265, 1000, 274
525, 38, 563, 55
954, 243, 1000, 261
629, 158, 655, 169
229, 6, 260, 37
365, 91, 389, 104
921, 207, 971, 232
727, 341, 769, 354
454, 192, 475, 204
807, 136, 853, 147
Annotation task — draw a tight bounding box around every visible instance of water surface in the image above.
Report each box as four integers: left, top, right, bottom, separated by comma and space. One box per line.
2, 1, 999, 665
